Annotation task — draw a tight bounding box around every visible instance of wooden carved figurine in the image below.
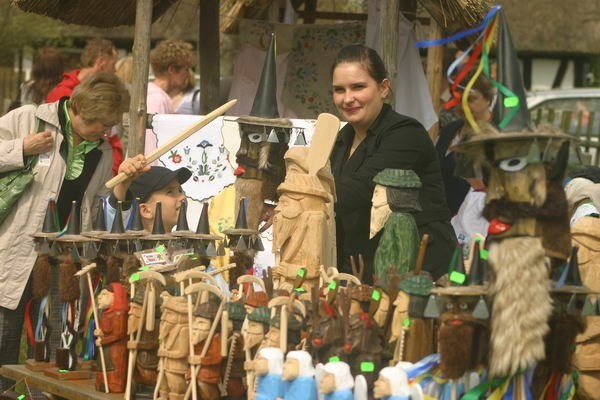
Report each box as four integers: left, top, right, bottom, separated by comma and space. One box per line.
282, 350, 318, 400
273, 113, 340, 289
250, 347, 285, 400
191, 300, 223, 400
95, 283, 129, 393
156, 292, 189, 400
243, 306, 271, 399
373, 366, 423, 400
370, 169, 421, 288
221, 301, 247, 399
317, 361, 355, 400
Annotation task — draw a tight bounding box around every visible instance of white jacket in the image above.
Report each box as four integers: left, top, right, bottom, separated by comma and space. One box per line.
0, 102, 112, 309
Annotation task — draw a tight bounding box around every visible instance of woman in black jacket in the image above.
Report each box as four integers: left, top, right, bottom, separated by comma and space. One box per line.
330, 44, 456, 282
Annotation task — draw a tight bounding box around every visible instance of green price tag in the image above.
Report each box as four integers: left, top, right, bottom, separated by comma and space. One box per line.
480, 249, 489, 260
403, 317, 411, 328
371, 289, 381, 301
294, 288, 306, 293
296, 268, 306, 278
360, 361, 375, 372
191, 256, 198, 261
449, 271, 466, 284
130, 273, 140, 283
139, 266, 150, 271
59, 369, 68, 373
17, 395, 25, 400
327, 281, 337, 290
328, 356, 340, 362
503, 96, 519, 108
155, 244, 166, 253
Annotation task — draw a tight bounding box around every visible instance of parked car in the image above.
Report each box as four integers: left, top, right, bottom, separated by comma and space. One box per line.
527, 88, 600, 166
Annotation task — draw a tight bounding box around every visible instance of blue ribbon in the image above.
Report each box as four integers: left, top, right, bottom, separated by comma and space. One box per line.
407, 353, 440, 379
415, 5, 502, 48
35, 296, 49, 341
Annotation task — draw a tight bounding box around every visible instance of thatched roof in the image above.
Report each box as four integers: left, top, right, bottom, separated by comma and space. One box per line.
497, 0, 600, 55
11, 0, 177, 28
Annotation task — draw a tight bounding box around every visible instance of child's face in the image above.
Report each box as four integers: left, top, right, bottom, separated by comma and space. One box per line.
144, 179, 186, 231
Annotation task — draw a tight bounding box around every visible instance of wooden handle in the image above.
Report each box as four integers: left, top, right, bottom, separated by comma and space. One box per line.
106, 99, 237, 189
414, 234, 430, 275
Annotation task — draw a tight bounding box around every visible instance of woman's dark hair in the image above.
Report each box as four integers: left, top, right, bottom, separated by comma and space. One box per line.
331, 44, 388, 83
29, 48, 65, 104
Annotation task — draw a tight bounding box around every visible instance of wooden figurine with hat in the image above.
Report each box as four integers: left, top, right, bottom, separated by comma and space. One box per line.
248, 346, 285, 400
243, 306, 271, 399
450, 5, 574, 396
281, 350, 319, 400
370, 169, 422, 288
221, 301, 248, 398
124, 270, 166, 400
186, 283, 227, 400
94, 282, 130, 393
154, 290, 189, 400
233, 33, 295, 231
272, 112, 340, 290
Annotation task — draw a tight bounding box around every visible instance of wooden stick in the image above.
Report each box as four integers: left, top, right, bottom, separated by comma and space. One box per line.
76, 264, 109, 393
414, 234, 430, 275
106, 99, 237, 189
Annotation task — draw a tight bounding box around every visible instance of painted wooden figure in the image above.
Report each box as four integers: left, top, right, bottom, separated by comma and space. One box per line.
94, 283, 129, 393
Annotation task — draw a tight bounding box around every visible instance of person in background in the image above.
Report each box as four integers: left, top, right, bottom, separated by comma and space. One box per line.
435, 74, 494, 215
329, 44, 456, 282
46, 38, 123, 175
146, 39, 195, 153
114, 55, 134, 154
174, 69, 201, 115
0, 72, 129, 392
21, 48, 66, 106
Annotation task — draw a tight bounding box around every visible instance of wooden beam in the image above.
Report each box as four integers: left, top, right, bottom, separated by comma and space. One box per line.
296, 11, 367, 21
426, 20, 443, 140
378, 0, 402, 108
199, 0, 220, 114
129, 0, 152, 156
303, 0, 317, 24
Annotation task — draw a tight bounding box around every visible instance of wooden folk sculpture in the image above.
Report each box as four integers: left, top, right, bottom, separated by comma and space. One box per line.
186, 283, 227, 400
370, 169, 421, 288
317, 361, 356, 400
281, 350, 319, 400
95, 283, 130, 393
232, 33, 292, 230
272, 113, 340, 289
221, 301, 248, 399
155, 291, 189, 400
336, 285, 390, 391
243, 306, 271, 400
250, 347, 285, 400
373, 366, 423, 400
125, 271, 166, 400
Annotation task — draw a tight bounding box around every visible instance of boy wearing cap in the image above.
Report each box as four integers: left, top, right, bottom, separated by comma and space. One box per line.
108, 154, 191, 232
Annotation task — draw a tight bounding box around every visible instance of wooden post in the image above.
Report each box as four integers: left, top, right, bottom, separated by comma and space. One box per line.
378, 0, 401, 109
129, 0, 152, 156
199, 0, 220, 114
426, 20, 444, 141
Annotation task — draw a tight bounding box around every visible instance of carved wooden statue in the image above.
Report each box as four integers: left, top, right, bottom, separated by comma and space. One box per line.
250, 347, 285, 400
273, 114, 340, 289
95, 283, 129, 393
156, 292, 189, 400
370, 169, 421, 288
317, 361, 355, 400
281, 350, 318, 400
373, 366, 423, 400
191, 300, 223, 400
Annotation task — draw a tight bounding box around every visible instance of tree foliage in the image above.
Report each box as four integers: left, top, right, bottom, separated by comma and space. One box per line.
0, 0, 70, 65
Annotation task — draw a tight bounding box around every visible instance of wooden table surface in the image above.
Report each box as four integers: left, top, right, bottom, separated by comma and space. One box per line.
0, 365, 123, 400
